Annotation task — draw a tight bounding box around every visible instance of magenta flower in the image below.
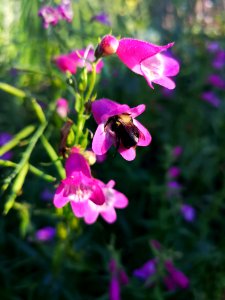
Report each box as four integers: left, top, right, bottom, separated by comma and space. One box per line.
201, 91, 221, 107
164, 261, 189, 290
84, 180, 128, 224
109, 259, 129, 300
57, 0, 73, 22
35, 226, 56, 242
53, 148, 105, 218
207, 74, 225, 89
168, 166, 181, 178
92, 98, 151, 161
54, 47, 104, 74
56, 98, 69, 118
180, 204, 196, 222
38, 6, 60, 29
0, 132, 13, 160
172, 146, 183, 159
96, 35, 180, 89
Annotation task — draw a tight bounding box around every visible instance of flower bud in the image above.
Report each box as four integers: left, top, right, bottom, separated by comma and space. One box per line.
95, 35, 119, 58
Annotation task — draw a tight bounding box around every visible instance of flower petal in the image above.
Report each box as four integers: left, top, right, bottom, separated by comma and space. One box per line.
92, 123, 113, 155
89, 180, 105, 205
160, 55, 180, 76
152, 77, 176, 89
133, 119, 152, 146
84, 202, 99, 224
119, 147, 136, 161
53, 183, 70, 208
65, 152, 91, 178
70, 201, 88, 218
101, 207, 117, 223
92, 98, 130, 124
129, 104, 146, 118
117, 38, 174, 74
114, 191, 128, 208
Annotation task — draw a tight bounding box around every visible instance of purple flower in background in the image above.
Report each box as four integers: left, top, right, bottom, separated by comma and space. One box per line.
212, 50, 225, 69
109, 259, 129, 300
133, 259, 157, 280
41, 188, 54, 201
206, 41, 220, 53
168, 166, 181, 178
54, 46, 104, 74
57, 0, 73, 22
0, 133, 13, 160
180, 204, 196, 222
207, 74, 225, 89
201, 91, 221, 107
164, 261, 189, 290
35, 226, 56, 242
38, 6, 60, 29
172, 146, 183, 159
91, 13, 111, 26
167, 181, 182, 198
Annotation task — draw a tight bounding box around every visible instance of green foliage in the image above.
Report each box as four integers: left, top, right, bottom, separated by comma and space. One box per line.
1, 0, 225, 299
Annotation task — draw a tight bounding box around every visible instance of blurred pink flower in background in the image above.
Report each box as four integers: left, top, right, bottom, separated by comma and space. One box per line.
168, 166, 181, 178
38, 6, 60, 29
54, 47, 104, 74
172, 146, 183, 159
212, 50, 225, 69
201, 91, 221, 107
57, 0, 73, 22
206, 41, 220, 53
56, 98, 69, 118
92, 98, 151, 161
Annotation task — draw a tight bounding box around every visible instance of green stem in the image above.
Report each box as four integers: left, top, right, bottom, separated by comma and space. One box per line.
0, 82, 26, 99
1, 122, 47, 194
0, 160, 56, 182
40, 135, 65, 179
84, 63, 96, 103
0, 125, 35, 157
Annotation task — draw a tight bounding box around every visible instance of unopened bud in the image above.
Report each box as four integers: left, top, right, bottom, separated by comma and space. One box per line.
95, 35, 119, 59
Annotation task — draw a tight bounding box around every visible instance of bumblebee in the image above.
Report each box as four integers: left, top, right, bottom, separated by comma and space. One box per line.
105, 113, 142, 150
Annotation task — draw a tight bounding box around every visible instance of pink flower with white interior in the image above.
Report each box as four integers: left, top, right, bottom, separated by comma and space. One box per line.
57, 0, 73, 22
53, 148, 105, 218
84, 180, 128, 224
96, 35, 180, 89
54, 46, 104, 74
38, 6, 60, 29
92, 98, 152, 161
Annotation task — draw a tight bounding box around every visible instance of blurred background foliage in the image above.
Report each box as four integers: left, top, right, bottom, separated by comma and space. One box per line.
1, 0, 225, 299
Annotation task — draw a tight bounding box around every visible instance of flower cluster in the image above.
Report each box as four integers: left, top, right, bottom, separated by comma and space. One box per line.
53, 34, 180, 223
53, 148, 128, 224
133, 241, 189, 291
38, 0, 73, 29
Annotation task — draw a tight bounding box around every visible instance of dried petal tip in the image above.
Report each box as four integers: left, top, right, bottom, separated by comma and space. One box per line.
95, 35, 119, 59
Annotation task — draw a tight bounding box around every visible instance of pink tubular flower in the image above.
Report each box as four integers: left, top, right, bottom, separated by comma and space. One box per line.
92, 98, 152, 161
57, 0, 73, 22
109, 259, 129, 300
56, 98, 69, 118
207, 74, 225, 89
38, 6, 60, 29
164, 261, 189, 290
84, 180, 128, 224
53, 148, 105, 218
96, 35, 180, 89
54, 47, 104, 74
